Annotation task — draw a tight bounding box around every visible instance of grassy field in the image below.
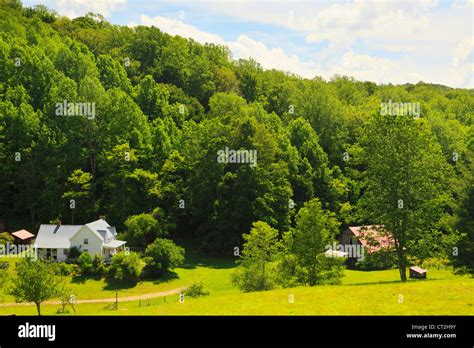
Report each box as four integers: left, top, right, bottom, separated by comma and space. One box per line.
0, 255, 473, 315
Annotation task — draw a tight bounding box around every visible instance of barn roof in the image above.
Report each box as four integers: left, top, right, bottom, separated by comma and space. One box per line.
347, 225, 394, 252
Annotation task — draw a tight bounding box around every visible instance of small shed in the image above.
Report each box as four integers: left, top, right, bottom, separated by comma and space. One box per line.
409, 266, 427, 279
11, 229, 35, 245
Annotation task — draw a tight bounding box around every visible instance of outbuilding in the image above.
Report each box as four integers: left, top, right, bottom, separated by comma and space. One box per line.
11, 229, 35, 245
409, 266, 428, 279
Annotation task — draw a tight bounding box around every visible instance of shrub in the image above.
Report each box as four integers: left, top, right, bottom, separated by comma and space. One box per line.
92, 254, 106, 277
357, 250, 397, 271
275, 254, 301, 288
184, 281, 209, 298
108, 252, 142, 282
65, 246, 82, 263
421, 257, 450, 270
143, 238, 185, 276
77, 252, 93, 275
231, 260, 279, 292
0, 232, 14, 245
54, 262, 77, 276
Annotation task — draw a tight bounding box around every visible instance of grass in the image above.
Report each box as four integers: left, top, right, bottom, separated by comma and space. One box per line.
0, 255, 473, 315
0, 254, 236, 302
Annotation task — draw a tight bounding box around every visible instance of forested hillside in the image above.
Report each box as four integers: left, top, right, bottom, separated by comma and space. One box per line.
0, 3, 473, 272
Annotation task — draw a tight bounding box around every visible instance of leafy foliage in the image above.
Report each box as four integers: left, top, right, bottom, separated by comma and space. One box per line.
279, 199, 344, 286
231, 221, 281, 292
108, 252, 142, 282
9, 258, 64, 315
143, 238, 185, 276
0, 3, 472, 276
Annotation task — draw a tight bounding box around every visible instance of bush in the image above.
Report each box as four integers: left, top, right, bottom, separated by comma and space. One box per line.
143, 238, 185, 276
77, 252, 93, 275
356, 250, 397, 271
65, 246, 82, 263
421, 258, 450, 270
231, 261, 279, 292
275, 254, 302, 288
92, 254, 106, 277
0, 232, 14, 245
184, 281, 209, 298
108, 252, 142, 282
54, 262, 78, 276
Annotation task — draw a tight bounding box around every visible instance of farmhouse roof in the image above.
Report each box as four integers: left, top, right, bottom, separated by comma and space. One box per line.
103, 240, 126, 248
34, 219, 123, 249
34, 224, 82, 249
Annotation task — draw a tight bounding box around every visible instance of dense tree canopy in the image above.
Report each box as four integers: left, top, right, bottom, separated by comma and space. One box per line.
0, 2, 472, 275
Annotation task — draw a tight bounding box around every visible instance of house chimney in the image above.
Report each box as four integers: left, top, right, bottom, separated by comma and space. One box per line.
99, 215, 106, 220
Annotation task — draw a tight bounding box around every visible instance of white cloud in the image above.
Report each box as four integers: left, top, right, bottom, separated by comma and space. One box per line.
134, 13, 474, 87
334, 51, 424, 84
56, 0, 127, 18
136, 15, 225, 45
135, 15, 322, 78
182, 0, 473, 87
227, 35, 321, 77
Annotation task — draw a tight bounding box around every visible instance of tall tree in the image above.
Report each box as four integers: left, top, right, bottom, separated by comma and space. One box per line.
281, 198, 343, 286
231, 221, 280, 292
361, 113, 452, 281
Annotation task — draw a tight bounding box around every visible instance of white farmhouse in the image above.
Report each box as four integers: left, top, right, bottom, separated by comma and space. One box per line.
34, 218, 126, 262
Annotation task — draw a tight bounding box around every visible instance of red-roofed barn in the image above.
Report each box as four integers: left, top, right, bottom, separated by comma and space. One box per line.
339, 225, 394, 254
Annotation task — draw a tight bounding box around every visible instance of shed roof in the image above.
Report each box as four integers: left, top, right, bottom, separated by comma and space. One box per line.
409, 266, 427, 274
11, 229, 34, 240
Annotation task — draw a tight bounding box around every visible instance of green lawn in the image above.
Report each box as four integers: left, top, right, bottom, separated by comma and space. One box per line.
0, 255, 473, 315
0, 255, 236, 302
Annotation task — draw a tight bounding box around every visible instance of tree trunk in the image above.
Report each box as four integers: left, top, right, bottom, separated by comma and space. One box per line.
396, 246, 407, 282
399, 264, 407, 282
35, 302, 41, 316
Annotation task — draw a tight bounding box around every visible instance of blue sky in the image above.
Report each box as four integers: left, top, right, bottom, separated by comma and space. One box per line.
23, 0, 473, 88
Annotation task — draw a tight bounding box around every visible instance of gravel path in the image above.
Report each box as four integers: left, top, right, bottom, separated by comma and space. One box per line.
0, 286, 188, 307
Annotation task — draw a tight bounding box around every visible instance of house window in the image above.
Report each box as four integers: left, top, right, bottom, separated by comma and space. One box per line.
84, 238, 88, 245
84, 249, 89, 253
46, 249, 57, 260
